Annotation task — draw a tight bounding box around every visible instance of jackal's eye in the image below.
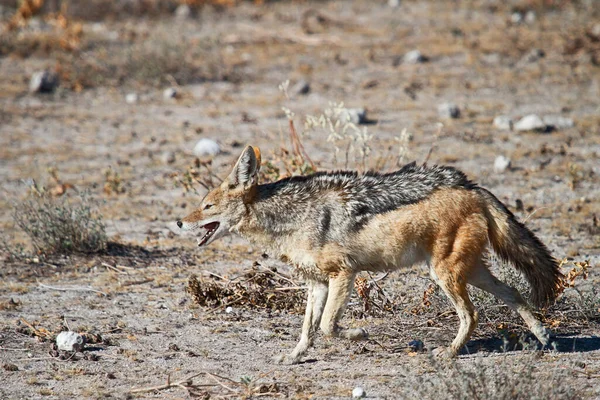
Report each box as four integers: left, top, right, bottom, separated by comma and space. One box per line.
203, 204, 213, 210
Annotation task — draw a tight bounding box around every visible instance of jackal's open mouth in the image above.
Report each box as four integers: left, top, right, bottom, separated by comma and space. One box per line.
197, 222, 220, 246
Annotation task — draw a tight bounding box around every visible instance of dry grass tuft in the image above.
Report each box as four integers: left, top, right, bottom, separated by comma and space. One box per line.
402, 352, 581, 400
11, 189, 107, 255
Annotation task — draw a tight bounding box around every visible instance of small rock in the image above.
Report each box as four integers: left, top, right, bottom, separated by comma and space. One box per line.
404, 50, 427, 64
29, 70, 59, 93
514, 114, 546, 132
493, 115, 513, 131
193, 138, 220, 157
3, 363, 18, 372
291, 79, 310, 95
388, 0, 400, 7
494, 156, 511, 173
338, 108, 368, 125
589, 23, 600, 40
163, 87, 178, 100
352, 387, 366, 398
161, 151, 176, 165
438, 103, 461, 119
56, 331, 85, 352
408, 339, 424, 352
225, 306, 233, 314
174, 4, 192, 19
522, 48, 545, 63
525, 10, 536, 24
125, 93, 138, 104
542, 115, 574, 130
510, 12, 523, 24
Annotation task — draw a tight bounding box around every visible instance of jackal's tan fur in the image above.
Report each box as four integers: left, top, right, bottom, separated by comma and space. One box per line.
178, 146, 563, 364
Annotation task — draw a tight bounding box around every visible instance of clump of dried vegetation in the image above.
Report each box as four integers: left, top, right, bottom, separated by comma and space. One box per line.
8, 173, 107, 256
187, 262, 305, 313
401, 352, 581, 400
0, 0, 242, 90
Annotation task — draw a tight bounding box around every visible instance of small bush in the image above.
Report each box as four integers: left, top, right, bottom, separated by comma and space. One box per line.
402, 353, 580, 400
11, 192, 107, 255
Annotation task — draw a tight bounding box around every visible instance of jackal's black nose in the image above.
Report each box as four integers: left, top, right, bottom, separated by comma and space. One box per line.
176, 220, 183, 228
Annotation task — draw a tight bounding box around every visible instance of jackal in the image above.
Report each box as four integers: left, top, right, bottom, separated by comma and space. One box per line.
177, 145, 563, 364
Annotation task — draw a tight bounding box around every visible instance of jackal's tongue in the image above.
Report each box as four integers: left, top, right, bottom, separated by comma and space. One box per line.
197, 222, 219, 246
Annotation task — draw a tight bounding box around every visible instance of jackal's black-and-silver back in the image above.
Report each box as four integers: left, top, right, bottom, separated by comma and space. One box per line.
255, 162, 477, 240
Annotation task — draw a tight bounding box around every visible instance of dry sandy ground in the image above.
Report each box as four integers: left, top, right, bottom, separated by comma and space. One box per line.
1, 1, 600, 398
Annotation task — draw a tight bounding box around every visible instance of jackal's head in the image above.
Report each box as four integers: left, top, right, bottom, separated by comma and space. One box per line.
177, 145, 261, 246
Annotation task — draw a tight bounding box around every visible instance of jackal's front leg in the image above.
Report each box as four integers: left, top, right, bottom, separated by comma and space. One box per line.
320, 272, 368, 341
276, 280, 328, 365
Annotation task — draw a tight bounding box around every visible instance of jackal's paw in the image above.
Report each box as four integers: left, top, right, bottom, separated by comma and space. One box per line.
274, 353, 301, 365
431, 346, 455, 359
343, 328, 369, 341
532, 325, 550, 347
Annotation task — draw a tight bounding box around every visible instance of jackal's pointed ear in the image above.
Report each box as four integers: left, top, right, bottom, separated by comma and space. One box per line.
226, 145, 261, 190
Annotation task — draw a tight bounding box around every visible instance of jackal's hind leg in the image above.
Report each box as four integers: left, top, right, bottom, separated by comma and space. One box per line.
320, 273, 368, 341
468, 262, 550, 346
431, 262, 478, 357
275, 280, 328, 365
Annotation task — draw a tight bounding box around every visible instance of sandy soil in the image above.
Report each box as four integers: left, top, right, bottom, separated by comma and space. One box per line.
1, 1, 599, 398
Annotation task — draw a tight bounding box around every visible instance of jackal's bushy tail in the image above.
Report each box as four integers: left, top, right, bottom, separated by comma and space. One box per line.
477, 188, 564, 308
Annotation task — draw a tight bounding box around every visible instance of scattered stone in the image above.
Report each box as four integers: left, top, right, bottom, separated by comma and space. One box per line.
438, 102, 461, 119
515, 199, 524, 211
542, 115, 574, 130
225, 306, 233, 314
352, 387, 366, 398
56, 331, 85, 352
3, 363, 18, 372
29, 70, 59, 93
388, 0, 400, 7
525, 10, 536, 24
125, 93, 138, 104
522, 48, 545, 63
493, 115, 513, 131
494, 155, 511, 173
161, 151, 176, 165
193, 138, 221, 157
589, 23, 600, 41
514, 114, 546, 132
163, 87, 178, 100
510, 12, 523, 24
338, 108, 368, 125
291, 79, 310, 96
404, 50, 427, 64
174, 4, 192, 19
408, 339, 424, 352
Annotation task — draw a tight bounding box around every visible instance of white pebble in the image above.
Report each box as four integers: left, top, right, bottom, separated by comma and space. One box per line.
125, 93, 138, 104
493, 115, 513, 131
225, 306, 233, 314
193, 138, 221, 157
404, 50, 426, 64
352, 387, 366, 398
163, 87, 178, 100
338, 108, 368, 125
510, 12, 523, 24
542, 115, 574, 130
494, 156, 511, 173
56, 331, 85, 352
438, 103, 460, 119
514, 114, 545, 132
29, 70, 59, 93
